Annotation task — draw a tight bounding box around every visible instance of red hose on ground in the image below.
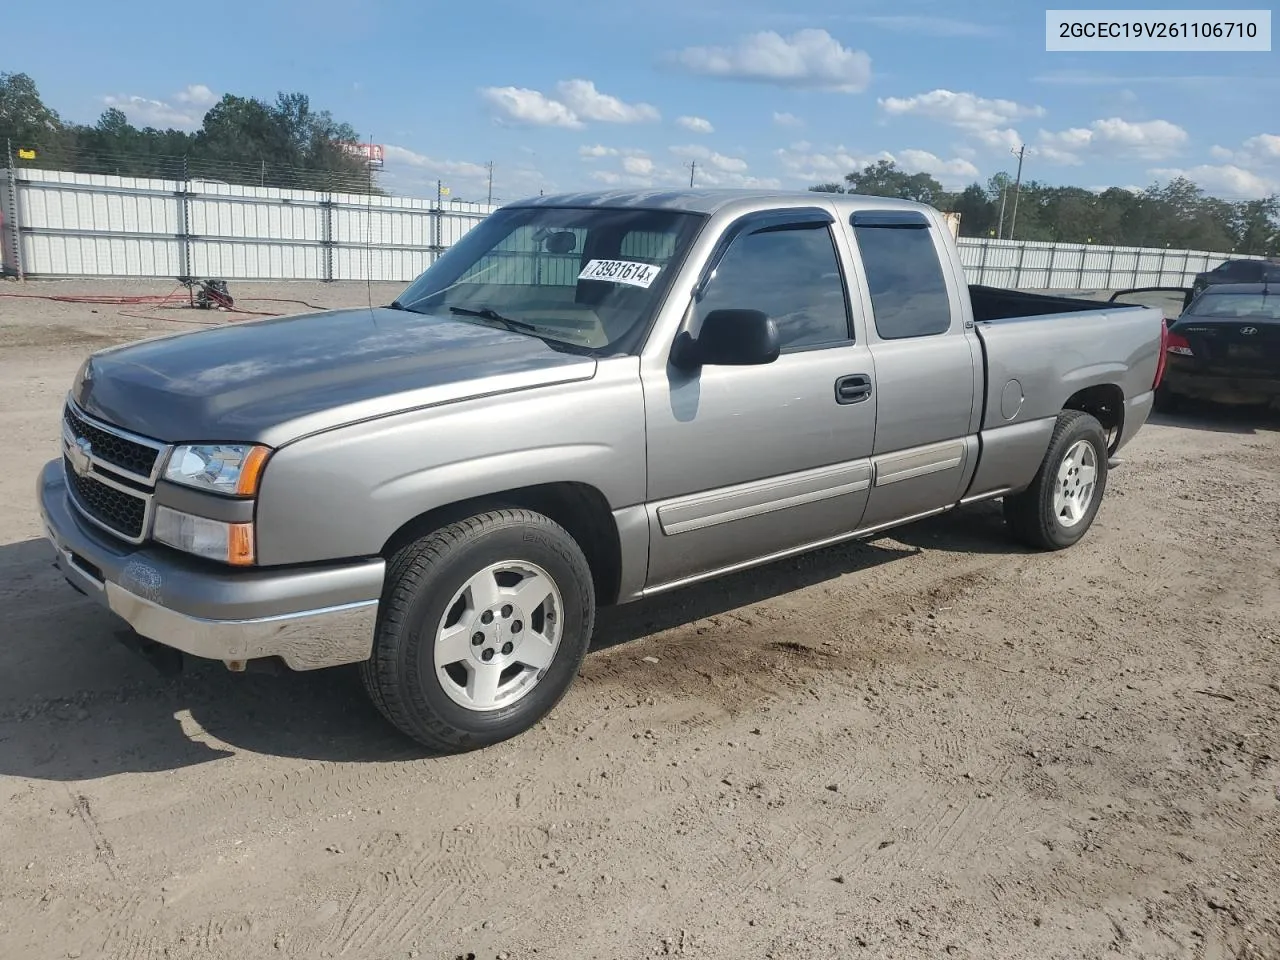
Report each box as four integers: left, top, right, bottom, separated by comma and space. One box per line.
0, 286, 290, 323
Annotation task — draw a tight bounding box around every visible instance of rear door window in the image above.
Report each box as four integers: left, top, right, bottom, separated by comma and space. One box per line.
852, 213, 953, 339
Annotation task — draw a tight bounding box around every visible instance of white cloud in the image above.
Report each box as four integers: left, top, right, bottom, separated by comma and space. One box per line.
973, 128, 1024, 152
676, 115, 715, 134
695, 169, 784, 189
775, 145, 894, 180
579, 144, 618, 159
671, 29, 872, 93
877, 90, 1046, 158
1186, 134, 1280, 196
1243, 133, 1280, 161
1211, 133, 1280, 167
774, 144, 976, 187
555, 79, 660, 124
479, 86, 583, 129
381, 145, 546, 201
174, 84, 218, 108
1149, 164, 1278, 200
590, 142, 783, 189
101, 83, 220, 130
773, 112, 804, 128
878, 89, 1044, 146
382, 145, 490, 180
622, 155, 656, 176
896, 149, 981, 183
479, 79, 658, 129
1038, 117, 1188, 163
669, 144, 749, 173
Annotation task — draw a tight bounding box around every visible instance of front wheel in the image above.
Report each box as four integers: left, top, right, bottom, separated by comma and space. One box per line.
361, 508, 596, 752
1003, 410, 1109, 551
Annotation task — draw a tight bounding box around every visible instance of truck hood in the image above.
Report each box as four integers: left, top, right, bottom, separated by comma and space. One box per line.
72, 306, 598, 446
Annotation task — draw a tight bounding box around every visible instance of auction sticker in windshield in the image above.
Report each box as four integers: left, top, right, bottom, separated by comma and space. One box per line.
578, 259, 662, 289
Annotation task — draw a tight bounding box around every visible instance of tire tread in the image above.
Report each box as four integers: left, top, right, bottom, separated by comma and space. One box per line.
360, 508, 593, 752
1003, 409, 1108, 551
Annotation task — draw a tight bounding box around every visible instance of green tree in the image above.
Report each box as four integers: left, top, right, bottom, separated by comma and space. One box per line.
844, 159, 947, 205
0, 71, 62, 145
949, 183, 996, 237
1233, 197, 1280, 256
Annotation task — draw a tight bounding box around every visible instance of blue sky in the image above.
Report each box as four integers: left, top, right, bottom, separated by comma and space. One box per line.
10, 0, 1279, 203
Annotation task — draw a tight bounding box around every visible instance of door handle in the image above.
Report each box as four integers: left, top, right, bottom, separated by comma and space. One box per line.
835, 374, 872, 404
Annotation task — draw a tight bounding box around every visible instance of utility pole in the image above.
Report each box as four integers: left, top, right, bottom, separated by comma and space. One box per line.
996, 183, 1008, 240
687, 160, 696, 188
486, 161, 494, 205
1008, 144, 1027, 240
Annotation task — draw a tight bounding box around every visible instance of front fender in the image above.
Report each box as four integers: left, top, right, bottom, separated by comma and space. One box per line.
253, 359, 647, 566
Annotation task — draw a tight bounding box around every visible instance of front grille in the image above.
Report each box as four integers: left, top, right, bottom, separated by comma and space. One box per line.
61, 400, 168, 543
63, 404, 160, 479
65, 456, 147, 540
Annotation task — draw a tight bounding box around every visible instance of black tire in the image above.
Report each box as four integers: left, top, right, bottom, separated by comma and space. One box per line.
360, 508, 596, 752
1003, 409, 1109, 551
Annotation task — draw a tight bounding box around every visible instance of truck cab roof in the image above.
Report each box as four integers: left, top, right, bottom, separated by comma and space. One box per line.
506, 187, 937, 218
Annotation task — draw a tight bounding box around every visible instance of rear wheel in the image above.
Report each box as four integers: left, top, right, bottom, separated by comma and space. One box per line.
1003, 410, 1109, 551
361, 508, 596, 752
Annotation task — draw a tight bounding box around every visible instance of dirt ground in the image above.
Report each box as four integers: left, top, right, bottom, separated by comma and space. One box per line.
1, 279, 1278, 960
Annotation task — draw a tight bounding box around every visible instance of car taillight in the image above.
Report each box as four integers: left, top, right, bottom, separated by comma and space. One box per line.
1153, 319, 1169, 389
1166, 331, 1194, 356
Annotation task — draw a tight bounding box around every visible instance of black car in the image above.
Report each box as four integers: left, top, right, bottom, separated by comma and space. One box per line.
1190, 257, 1280, 299
1155, 281, 1280, 413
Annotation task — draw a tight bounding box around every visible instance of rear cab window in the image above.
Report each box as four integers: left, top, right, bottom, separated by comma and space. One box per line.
850, 210, 954, 340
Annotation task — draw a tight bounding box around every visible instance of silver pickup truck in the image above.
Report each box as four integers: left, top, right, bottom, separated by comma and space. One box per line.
37, 188, 1169, 750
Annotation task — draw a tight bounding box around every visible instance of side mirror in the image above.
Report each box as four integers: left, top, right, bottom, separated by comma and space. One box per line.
543, 231, 577, 255
671, 308, 781, 369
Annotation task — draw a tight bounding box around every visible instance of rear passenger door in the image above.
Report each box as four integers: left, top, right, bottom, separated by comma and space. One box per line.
847, 210, 982, 530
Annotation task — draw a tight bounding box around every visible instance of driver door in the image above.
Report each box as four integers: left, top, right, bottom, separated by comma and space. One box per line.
640, 208, 878, 590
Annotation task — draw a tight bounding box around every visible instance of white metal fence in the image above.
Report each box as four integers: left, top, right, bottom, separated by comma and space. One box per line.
0, 166, 1257, 289
0, 167, 493, 283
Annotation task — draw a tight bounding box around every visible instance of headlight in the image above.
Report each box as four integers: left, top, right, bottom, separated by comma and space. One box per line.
164, 444, 270, 496
154, 506, 255, 565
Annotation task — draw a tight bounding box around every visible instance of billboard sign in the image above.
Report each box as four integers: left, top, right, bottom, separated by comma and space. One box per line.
342, 142, 385, 167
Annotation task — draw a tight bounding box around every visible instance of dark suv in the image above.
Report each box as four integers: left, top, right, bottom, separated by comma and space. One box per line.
1192, 257, 1280, 298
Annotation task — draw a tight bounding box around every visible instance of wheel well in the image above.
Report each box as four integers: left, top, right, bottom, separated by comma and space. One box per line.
380, 482, 624, 606
1063, 384, 1124, 451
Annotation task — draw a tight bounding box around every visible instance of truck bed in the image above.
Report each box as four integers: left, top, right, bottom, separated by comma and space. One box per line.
969, 284, 1117, 322
970, 294, 1164, 434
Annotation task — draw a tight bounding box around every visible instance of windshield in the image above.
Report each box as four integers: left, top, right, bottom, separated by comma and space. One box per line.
1191, 292, 1280, 320
393, 205, 707, 355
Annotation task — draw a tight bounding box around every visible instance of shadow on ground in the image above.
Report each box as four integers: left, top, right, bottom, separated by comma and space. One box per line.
0, 502, 1020, 780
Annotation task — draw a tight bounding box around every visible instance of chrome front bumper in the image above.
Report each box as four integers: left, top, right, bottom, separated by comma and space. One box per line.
37, 459, 385, 671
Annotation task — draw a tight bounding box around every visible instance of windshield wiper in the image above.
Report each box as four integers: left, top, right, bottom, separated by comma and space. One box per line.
449, 305, 540, 333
